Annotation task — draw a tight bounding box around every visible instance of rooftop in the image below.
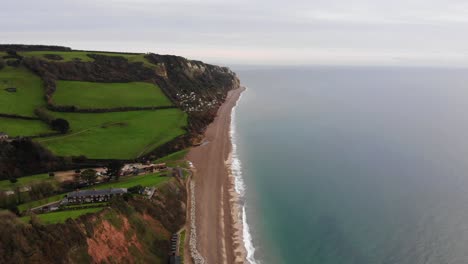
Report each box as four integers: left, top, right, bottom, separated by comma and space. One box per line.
67, 188, 127, 198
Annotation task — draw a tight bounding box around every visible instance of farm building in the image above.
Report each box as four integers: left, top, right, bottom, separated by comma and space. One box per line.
0, 132, 9, 141
62, 188, 127, 204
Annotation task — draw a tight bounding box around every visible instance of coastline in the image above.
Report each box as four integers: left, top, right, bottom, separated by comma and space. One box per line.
187, 86, 248, 263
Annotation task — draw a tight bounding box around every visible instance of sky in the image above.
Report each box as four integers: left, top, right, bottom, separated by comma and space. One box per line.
3, 0, 468, 66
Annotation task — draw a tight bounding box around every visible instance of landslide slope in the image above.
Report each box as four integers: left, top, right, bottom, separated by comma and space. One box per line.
0, 180, 187, 264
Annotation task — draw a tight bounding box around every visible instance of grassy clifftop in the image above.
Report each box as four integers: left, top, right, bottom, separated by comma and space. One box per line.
0, 45, 239, 178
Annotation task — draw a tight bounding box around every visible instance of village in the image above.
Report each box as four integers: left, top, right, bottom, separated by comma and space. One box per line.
0, 146, 190, 263
24, 161, 184, 213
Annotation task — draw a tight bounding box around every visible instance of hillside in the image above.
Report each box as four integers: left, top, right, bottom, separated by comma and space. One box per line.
0, 44, 240, 178
0, 179, 187, 263
0, 44, 240, 264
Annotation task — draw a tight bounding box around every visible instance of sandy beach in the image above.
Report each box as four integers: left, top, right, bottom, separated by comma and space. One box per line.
187, 86, 246, 264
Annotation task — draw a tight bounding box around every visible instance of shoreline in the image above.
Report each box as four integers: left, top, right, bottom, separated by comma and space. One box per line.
187, 86, 247, 263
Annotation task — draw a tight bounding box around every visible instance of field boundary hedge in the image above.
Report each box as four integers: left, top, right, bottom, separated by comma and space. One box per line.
0, 113, 39, 120
47, 104, 177, 113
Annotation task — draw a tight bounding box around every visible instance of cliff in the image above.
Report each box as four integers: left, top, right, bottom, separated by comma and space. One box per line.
0, 180, 187, 263
0, 45, 240, 177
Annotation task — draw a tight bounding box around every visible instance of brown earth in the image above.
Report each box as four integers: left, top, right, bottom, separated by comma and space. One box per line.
187, 87, 246, 264
86, 217, 143, 263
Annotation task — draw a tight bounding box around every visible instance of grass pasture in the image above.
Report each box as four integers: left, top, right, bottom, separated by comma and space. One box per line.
91, 173, 171, 190
38, 109, 187, 159
0, 66, 45, 116
0, 117, 53, 137
155, 149, 189, 168
19, 51, 156, 68
21, 207, 103, 224
53, 81, 172, 108
18, 194, 65, 212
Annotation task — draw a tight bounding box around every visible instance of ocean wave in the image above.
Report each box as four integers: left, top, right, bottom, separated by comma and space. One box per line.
230, 90, 258, 264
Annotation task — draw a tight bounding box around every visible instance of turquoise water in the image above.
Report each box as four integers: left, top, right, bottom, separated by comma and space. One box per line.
235, 66, 468, 264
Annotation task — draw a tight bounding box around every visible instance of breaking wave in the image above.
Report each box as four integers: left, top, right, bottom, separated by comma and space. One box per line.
229, 90, 258, 264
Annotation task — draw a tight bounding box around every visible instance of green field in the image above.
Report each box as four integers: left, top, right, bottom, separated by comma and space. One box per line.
92, 173, 171, 190
38, 109, 187, 159
156, 149, 188, 163
21, 207, 103, 224
0, 66, 45, 116
18, 194, 65, 212
0, 173, 55, 191
53, 81, 172, 108
0, 117, 53, 137
19, 51, 156, 67
155, 149, 189, 168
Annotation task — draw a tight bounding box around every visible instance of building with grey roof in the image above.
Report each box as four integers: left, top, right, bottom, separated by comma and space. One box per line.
62, 188, 127, 204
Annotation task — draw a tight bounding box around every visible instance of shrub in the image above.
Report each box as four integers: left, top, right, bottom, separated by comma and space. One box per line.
128, 185, 144, 194
80, 169, 97, 184
51, 118, 70, 134
29, 182, 56, 200
0, 57, 4, 70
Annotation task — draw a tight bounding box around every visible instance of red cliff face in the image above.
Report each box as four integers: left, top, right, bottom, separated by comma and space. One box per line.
0, 180, 187, 264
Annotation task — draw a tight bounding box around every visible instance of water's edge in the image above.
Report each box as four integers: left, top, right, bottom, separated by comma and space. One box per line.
229, 88, 258, 263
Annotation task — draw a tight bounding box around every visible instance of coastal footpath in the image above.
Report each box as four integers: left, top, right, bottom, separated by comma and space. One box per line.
188, 87, 246, 264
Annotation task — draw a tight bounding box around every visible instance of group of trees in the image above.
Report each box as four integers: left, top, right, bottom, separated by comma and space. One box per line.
0, 139, 59, 181
76, 161, 124, 185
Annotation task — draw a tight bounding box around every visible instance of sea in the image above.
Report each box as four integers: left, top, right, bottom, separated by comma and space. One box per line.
230, 66, 468, 264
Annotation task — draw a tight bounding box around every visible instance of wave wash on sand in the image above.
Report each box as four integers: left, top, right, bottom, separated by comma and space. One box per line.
228, 89, 258, 264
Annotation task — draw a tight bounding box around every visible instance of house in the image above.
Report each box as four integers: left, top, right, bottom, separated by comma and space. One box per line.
0, 132, 8, 141
62, 188, 127, 205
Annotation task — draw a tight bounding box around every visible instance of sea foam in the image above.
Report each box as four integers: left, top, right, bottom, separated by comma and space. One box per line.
229, 90, 258, 264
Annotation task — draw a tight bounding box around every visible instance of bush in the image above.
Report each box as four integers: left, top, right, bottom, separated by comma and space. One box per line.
128, 185, 144, 194
80, 169, 97, 184
51, 118, 70, 134
29, 182, 56, 200
0, 57, 4, 70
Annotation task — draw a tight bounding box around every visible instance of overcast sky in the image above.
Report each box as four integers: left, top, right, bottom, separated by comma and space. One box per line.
3, 0, 468, 66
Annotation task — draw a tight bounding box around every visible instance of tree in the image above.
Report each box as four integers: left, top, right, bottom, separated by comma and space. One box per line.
51, 118, 70, 134
29, 182, 55, 200
106, 161, 124, 180
80, 169, 97, 184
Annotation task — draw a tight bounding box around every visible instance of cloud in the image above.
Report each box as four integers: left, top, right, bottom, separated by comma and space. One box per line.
2, 0, 468, 66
